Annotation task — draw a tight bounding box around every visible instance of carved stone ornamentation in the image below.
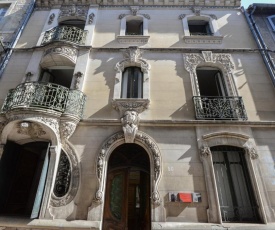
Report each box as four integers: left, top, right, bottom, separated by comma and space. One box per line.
245, 147, 259, 160
43, 46, 78, 64
60, 122, 77, 140
112, 99, 150, 114
115, 47, 149, 74
192, 7, 201, 16
200, 146, 211, 157
58, 5, 89, 21
95, 131, 162, 205
202, 51, 213, 62
25, 72, 33, 82
121, 111, 140, 143
74, 71, 83, 90
178, 14, 186, 20
88, 13, 95, 24
118, 14, 127, 19
130, 6, 139, 16
50, 141, 80, 207
48, 13, 55, 24
17, 122, 46, 139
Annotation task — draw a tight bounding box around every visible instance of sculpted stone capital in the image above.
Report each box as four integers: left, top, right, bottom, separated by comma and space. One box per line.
245, 147, 259, 160
200, 146, 211, 157
59, 5, 89, 21
121, 111, 140, 143
60, 122, 77, 140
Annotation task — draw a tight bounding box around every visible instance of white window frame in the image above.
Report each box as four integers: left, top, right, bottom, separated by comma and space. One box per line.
267, 15, 275, 31
181, 14, 223, 44
117, 14, 150, 44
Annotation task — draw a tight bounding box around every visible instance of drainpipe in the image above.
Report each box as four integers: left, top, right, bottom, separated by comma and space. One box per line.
243, 6, 275, 87
0, 0, 36, 77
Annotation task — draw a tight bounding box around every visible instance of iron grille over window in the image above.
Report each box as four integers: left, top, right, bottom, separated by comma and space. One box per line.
54, 151, 71, 197
211, 146, 260, 223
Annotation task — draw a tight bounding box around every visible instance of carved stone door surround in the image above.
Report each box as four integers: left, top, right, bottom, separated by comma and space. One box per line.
197, 129, 268, 224
90, 130, 163, 223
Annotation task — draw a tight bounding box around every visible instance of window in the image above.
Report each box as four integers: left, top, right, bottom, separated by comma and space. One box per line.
188, 20, 212, 36
117, 15, 150, 44
126, 17, 143, 35
267, 15, 275, 31
121, 67, 143, 98
40, 67, 74, 88
0, 6, 8, 21
59, 19, 85, 30
211, 146, 260, 223
196, 67, 226, 97
181, 15, 223, 44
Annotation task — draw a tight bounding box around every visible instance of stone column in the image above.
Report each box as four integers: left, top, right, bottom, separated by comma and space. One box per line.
200, 146, 222, 224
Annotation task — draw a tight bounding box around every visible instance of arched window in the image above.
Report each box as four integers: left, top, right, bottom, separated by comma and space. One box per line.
121, 67, 143, 98
196, 67, 227, 97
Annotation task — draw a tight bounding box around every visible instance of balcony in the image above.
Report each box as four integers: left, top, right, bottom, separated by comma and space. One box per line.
41, 26, 87, 46
1, 82, 86, 119
193, 96, 247, 120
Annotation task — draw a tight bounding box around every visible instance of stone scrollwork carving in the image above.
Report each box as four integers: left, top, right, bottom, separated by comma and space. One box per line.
192, 7, 201, 16
48, 13, 55, 24
88, 13, 95, 24
178, 14, 186, 19
17, 122, 46, 139
112, 99, 150, 114
59, 5, 89, 21
200, 146, 211, 157
50, 141, 80, 207
74, 71, 83, 90
245, 147, 259, 160
130, 6, 139, 16
60, 122, 77, 140
95, 131, 162, 205
121, 111, 140, 143
202, 51, 213, 62
43, 46, 78, 64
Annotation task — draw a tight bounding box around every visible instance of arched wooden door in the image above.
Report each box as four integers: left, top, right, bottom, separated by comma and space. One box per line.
103, 144, 151, 230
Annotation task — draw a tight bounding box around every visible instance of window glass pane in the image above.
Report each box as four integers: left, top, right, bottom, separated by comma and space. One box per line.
121, 67, 143, 98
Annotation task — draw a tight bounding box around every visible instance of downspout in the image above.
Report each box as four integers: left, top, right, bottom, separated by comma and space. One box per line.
0, 0, 36, 77
243, 6, 275, 86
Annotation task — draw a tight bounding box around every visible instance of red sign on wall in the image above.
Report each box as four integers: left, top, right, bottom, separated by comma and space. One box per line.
178, 193, 192, 203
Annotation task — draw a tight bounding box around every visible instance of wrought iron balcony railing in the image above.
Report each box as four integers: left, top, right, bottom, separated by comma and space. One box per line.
41, 26, 87, 45
1, 82, 86, 118
193, 96, 247, 120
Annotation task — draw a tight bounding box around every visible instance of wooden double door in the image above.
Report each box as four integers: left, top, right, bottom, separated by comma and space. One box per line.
103, 144, 151, 230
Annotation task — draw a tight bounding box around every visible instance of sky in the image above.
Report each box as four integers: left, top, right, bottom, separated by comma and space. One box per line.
242, 0, 275, 8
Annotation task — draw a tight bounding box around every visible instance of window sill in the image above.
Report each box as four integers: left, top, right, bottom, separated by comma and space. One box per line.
112, 98, 150, 113
184, 35, 223, 44
117, 35, 150, 44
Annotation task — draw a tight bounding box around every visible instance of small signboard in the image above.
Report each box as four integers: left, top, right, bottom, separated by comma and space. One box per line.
178, 193, 192, 203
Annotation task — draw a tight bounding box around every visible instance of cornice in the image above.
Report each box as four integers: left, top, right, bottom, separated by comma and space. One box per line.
79, 119, 275, 128
35, 0, 240, 8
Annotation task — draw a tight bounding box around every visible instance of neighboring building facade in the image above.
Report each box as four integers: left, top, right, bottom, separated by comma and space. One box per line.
0, 0, 35, 76
1, 0, 275, 229
245, 3, 275, 88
